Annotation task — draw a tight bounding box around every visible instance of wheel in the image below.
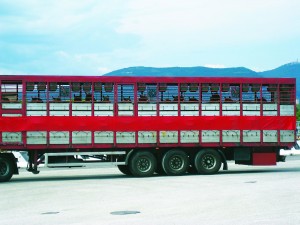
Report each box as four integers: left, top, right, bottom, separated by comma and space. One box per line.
129, 151, 157, 177
162, 150, 189, 176
194, 149, 221, 175
117, 165, 132, 175
117, 155, 131, 175
0, 157, 14, 182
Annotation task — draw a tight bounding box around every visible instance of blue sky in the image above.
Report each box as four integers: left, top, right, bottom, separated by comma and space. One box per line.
0, 0, 299, 75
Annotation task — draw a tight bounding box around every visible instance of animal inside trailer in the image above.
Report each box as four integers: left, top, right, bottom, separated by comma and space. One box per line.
0, 75, 296, 182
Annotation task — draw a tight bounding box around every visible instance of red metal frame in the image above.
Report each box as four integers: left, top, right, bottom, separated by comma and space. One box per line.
0, 75, 296, 151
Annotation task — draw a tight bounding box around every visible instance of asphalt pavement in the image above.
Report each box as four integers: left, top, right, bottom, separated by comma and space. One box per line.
1, 156, 300, 225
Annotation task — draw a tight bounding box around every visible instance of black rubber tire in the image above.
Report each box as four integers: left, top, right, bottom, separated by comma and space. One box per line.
117, 155, 131, 175
162, 150, 189, 176
194, 149, 221, 175
0, 157, 14, 182
129, 151, 157, 177
117, 165, 132, 176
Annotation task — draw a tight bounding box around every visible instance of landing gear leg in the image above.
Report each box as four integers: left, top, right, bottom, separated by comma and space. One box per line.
27, 151, 40, 174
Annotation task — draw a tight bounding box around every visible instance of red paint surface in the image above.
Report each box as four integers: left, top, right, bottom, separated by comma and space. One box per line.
0, 116, 295, 132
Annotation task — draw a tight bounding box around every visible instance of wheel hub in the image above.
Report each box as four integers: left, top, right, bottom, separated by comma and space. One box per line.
201, 154, 216, 169
170, 156, 184, 170
137, 158, 151, 172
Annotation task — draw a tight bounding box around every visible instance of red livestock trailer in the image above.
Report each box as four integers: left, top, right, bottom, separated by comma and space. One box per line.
0, 75, 296, 182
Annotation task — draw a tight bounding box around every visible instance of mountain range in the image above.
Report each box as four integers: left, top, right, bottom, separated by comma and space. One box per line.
105, 62, 300, 98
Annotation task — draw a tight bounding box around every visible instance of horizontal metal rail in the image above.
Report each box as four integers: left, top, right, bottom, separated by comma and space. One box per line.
45, 151, 126, 167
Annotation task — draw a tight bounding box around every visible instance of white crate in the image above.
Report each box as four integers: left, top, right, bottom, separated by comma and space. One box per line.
263, 104, 277, 110
263, 111, 278, 116
118, 103, 133, 110
94, 131, 114, 144
201, 130, 220, 143
118, 111, 134, 116
72, 103, 91, 111
1, 114, 22, 117
138, 131, 157, 144
50, 103, 69, 110
263, 130, 277, 142
50, 111, 69, 116
222, 103, 240, 111
280, 130, 295, 142
94, 111, 114, 116
180, 111, 199, 116
138, 104, 157, 111
138, 111, 157, 116
243, 104, 260, 111
159, 111, 178, 116
27, 131, 47, 144
2, 132, 22, 143
280, 105, 294, 116
202, 111, 220, 116
243, 130, 260, 142
27, 103, 47, 110
222, 111, 240, 116
116, 132, 135, 144
180, 103, 199, 111
50, 131, 69, 144
243, 111, 260, 116
159, 104, 178, 111
160, 131, 178, 143
222, 130, 240, 142
72, 131, 92, 144
202, 103, 220, 111
72, 111, 92, 116
27, 111, 47, 116
180, 131, 199, 143
2, 103, 22, 109
94, 103, 114, 111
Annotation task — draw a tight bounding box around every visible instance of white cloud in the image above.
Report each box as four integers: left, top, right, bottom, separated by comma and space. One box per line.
0, 67, 26, 75
119, 0, 300, 45
0, 0, 299, 74
0, 0, 126, 35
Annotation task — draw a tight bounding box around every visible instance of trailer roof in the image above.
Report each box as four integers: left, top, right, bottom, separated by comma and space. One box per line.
0, 75, 296, 84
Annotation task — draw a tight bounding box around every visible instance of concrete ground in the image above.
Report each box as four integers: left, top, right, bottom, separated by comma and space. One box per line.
1, 157, 300, 225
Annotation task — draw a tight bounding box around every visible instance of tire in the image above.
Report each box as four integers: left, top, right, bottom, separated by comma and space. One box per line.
117, 165, 132, 176
0, 157, 14, 182
129, 151, 157, 177
162, 150, 189, 176
117, 155, 131, 175
194, 149, 221, 175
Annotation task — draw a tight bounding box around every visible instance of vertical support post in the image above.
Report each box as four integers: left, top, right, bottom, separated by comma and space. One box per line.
0, 79, 2, 143
113, 83, 117, 147
260, 84, 263, 145
91, 82, 95, 148
156, 83, 159, 146
134, 82, 138, 147
239, 83, 243, 145
69, 82, 72, 147
199, 82, 202, 145
177, 83, 180, 144
22, 81, 27, 147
